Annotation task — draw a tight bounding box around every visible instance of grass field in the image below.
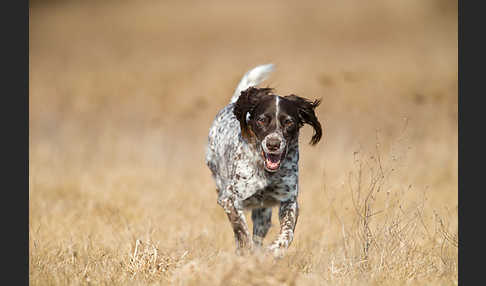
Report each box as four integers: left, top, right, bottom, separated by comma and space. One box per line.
30, 0, 457, 285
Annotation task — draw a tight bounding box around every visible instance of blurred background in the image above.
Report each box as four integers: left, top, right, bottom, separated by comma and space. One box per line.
30, 0, 457, 284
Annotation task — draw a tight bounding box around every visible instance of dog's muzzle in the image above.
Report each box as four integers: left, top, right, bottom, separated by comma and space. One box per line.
261, 133, 287, 172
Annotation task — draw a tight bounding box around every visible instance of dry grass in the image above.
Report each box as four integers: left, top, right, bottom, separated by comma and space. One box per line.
30, 0, 457, 285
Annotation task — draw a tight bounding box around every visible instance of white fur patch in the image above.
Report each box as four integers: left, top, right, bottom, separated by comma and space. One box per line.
275, 95, 280, 127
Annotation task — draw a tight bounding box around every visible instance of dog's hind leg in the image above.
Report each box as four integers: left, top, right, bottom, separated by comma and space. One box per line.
251, 207, 272, 248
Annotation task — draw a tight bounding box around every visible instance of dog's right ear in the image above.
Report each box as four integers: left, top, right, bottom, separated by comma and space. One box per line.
284, 94, 322, 145
234, 87, 271, 140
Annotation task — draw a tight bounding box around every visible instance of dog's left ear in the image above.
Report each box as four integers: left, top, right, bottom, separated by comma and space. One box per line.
284, 94, 322, 145
234, 87, 272, 140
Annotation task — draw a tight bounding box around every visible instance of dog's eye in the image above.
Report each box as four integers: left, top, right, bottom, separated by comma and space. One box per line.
284, 118, 294, 127
256, 116, 267, 126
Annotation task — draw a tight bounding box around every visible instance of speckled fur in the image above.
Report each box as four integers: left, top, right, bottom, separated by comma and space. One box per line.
205, 64, 321, 256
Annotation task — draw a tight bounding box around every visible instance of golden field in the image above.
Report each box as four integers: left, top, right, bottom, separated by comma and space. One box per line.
29, 0, 457, 285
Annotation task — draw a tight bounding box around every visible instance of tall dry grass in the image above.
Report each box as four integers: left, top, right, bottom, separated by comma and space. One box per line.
30, 0, 457, 285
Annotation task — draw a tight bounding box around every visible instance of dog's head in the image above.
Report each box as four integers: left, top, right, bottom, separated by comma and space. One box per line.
234, 87, 322, 172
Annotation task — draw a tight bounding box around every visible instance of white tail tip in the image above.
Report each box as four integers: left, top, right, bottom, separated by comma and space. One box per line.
230, 64, 275, 104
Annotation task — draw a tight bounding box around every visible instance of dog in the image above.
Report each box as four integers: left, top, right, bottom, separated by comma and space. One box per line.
205, 64, 322, 256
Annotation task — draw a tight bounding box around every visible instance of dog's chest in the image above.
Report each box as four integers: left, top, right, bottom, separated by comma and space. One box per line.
235, 148, 299, 208
241, 182, 295, 209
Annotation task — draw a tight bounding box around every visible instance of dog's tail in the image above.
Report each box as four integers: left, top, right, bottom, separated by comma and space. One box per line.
229, 64, 275, 104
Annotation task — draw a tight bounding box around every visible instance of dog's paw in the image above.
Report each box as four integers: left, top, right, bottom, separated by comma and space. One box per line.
235, 243, 254, 256
267, 242, 287, 259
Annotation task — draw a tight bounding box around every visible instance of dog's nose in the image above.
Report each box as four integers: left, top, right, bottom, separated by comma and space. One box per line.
266, 138, 281, 152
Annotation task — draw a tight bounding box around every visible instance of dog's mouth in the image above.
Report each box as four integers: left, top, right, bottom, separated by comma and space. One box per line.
261, 151, 284, 172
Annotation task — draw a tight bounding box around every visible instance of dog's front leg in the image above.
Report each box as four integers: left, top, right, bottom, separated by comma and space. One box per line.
269, 197, 299, 257
218, 195, 252, 254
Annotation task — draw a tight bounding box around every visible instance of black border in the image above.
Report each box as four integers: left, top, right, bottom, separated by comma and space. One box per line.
3, 0, 29, 284
458, 0, 482, 283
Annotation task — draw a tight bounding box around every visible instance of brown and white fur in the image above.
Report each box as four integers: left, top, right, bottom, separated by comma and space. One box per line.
205, 64, 322, 256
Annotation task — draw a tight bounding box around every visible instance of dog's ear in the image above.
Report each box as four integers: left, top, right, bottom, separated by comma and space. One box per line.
234, 87, 272, 140
284, 94, 322, 145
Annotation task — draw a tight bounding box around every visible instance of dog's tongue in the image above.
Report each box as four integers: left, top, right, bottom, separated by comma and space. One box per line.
265, 154, 281, 170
